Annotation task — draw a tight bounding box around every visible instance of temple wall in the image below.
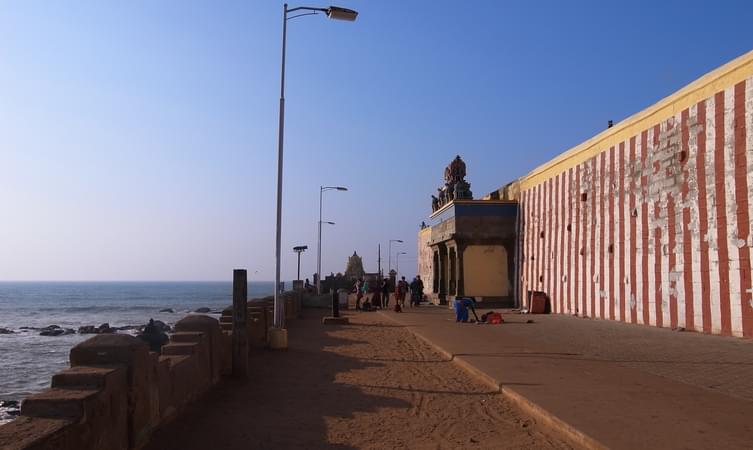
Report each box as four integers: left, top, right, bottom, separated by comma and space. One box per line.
514, 49, 753, 337
464, 245, 510, 297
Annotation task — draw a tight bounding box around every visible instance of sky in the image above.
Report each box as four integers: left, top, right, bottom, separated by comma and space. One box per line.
1, 0, 752, 282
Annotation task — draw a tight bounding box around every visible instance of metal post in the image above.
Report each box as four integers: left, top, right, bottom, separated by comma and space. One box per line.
232, 269, 248, 378
388, 240, 392, 273
317, 186, 323, 294
332, 289, 340, 318
297, 251, 301, 280
273, 3, 288, 329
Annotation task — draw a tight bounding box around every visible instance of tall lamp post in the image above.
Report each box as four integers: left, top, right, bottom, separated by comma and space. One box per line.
388, 239, 403, 274
273, 4, 358, 339
318, 186, 348, 294
396, 252, 407, 280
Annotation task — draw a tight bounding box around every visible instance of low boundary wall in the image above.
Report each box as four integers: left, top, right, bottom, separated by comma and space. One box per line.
0, 292, 302, 450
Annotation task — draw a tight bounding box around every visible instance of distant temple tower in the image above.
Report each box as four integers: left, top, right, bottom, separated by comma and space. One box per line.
344, 251, 366, 279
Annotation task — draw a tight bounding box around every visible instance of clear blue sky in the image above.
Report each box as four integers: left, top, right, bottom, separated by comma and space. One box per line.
2, 1, 752, 281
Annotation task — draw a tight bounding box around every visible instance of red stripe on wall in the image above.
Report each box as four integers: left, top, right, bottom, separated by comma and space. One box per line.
609, 147, 616, 320
599, 152, 606, 319
553, 175, 559, 312
575, 165, 583, 315
591, 157, 597, 318
697, 101, 712, 333
629, 137, 638, 324
566, 167, 576, 313
734, 81, 752, 336
548, 177, 554, 306
618, 143, 626, 322
641, 130, 650, 325
680, 108, 694, 330
714, 92, 732, 335
561, 172, 567, 313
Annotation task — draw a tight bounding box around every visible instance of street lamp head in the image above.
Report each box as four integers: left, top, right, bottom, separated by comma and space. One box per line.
336, 186, 348, 191
293, 245, 308, 252
326, 6, 358, 21
324, 221, 336, 225
398, 252, 407, 255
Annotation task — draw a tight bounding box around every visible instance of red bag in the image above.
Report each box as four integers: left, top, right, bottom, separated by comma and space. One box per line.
487, 313, 503, 324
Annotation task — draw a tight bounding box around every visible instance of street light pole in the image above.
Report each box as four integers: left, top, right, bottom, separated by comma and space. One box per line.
317, 186, 347, 294
388, 239, 403, 274
396, 252, 407, 280
273, 4, 358, 333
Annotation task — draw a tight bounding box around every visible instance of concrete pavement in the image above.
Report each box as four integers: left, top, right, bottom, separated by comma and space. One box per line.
378, 305, 753, 449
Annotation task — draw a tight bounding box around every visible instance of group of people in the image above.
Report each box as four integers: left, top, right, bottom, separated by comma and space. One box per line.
354, 275, 424, 311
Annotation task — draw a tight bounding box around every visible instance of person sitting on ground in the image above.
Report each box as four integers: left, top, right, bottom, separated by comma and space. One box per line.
454, 297, 479, 323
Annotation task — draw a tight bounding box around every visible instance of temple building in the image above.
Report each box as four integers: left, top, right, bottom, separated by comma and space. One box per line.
418, 156, 519, 307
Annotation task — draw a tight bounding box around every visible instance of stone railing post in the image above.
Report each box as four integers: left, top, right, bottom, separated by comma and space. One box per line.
232, 269, 249, 378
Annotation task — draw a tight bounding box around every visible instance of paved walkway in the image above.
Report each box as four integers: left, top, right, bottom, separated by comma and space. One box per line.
379, 305, 753, 450
144, 310, 568, 450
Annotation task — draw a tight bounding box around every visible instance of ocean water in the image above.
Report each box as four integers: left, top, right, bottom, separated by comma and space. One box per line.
0, 281, 275, 424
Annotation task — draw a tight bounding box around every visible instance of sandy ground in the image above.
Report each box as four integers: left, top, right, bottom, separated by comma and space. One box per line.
144, 310, 571, 450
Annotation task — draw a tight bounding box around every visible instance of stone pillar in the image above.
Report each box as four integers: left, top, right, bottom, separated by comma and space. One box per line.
457, 243, 466, 296
231, 269, 249, 378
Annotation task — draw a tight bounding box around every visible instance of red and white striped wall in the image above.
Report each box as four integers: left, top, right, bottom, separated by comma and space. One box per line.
518, 74, 753, 337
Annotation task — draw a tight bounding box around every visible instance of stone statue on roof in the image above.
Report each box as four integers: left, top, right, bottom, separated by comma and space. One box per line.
432, 155, 473, 212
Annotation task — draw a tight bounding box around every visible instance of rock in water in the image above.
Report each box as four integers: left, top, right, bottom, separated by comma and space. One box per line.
97, 323, 115, 334
0, 328, 13, 334
159, 308, 175, 313
194, 307, 211, 313
40, 328, 65, 336
78, 325, 98, 334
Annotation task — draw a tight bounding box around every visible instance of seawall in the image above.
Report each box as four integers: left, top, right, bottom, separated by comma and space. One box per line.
0, 291, 302, 450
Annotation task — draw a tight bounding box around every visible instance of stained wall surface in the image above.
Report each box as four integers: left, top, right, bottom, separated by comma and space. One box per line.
516, 49, 753, 337
464, 245, 509, 297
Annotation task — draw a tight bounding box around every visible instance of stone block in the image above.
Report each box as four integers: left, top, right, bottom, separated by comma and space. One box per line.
174, 315, 221, 386
69, 333, 152, 449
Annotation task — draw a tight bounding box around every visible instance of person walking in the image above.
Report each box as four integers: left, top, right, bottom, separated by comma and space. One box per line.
381, 278, 390, 308
361, 279, 370, 306
416, 275, 424, 304
396, 276, 408, 308
355, 278, 363, 311
409, 277, 421, 307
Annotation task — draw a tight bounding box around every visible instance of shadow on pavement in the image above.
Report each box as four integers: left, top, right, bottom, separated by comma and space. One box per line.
144, 310, 410, 450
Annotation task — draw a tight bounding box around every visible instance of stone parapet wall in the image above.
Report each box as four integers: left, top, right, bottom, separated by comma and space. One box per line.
0, 292, 303, 450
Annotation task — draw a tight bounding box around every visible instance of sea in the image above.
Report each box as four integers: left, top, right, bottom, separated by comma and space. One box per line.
0, 281, 276, 425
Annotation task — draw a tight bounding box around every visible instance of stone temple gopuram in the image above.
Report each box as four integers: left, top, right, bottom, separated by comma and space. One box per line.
418, 156, 519, 307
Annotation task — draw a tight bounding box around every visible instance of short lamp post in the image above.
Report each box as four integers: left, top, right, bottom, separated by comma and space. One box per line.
317, 186, 347, 294
272, 4, 358, 336
293, 245, 308, 281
